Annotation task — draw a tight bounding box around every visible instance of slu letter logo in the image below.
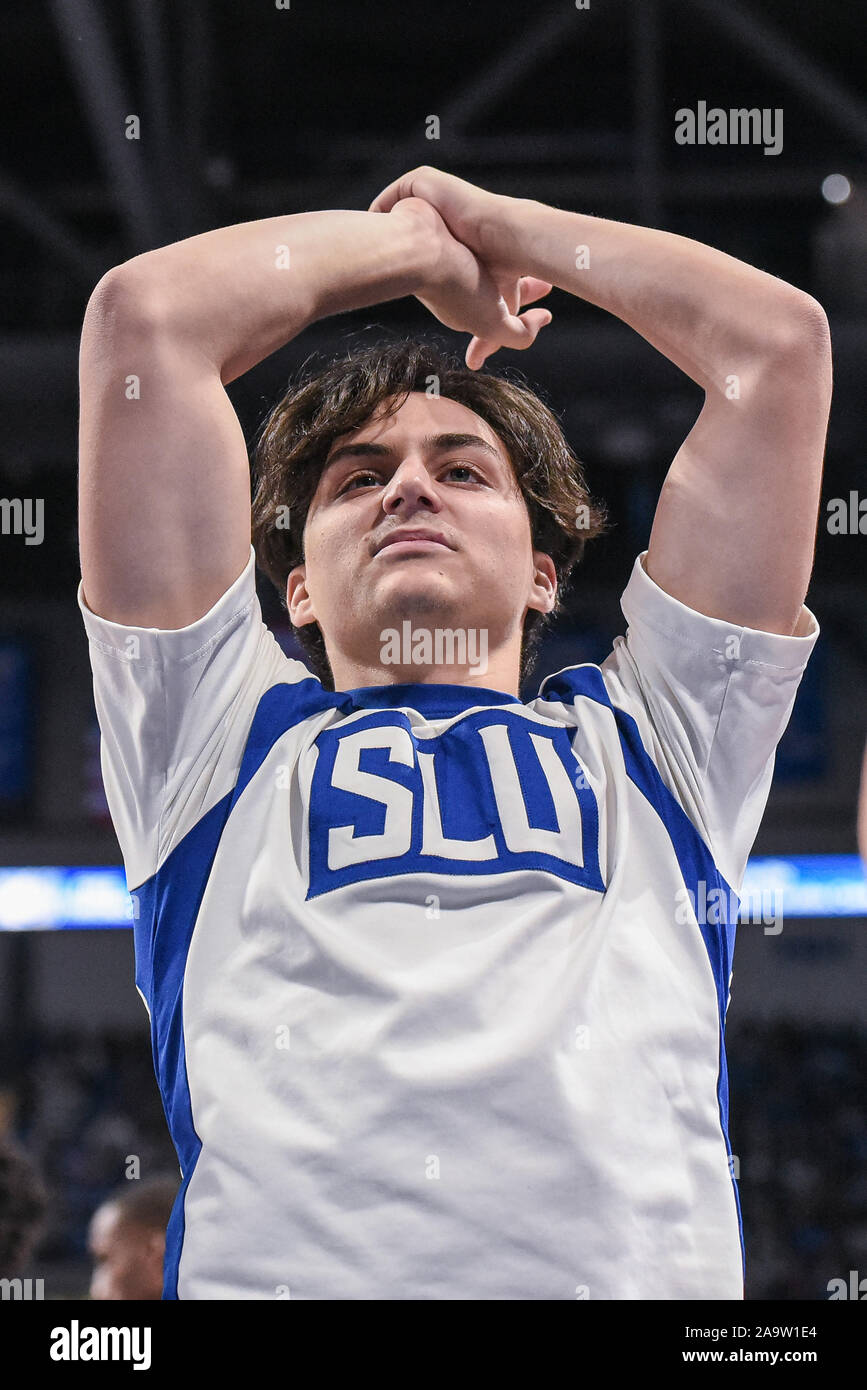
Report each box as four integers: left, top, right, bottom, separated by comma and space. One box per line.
307, 711, 604, 899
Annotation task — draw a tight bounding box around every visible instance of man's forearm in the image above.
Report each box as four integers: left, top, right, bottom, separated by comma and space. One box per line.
495, 198, 827, 388
93, 209, 426, 384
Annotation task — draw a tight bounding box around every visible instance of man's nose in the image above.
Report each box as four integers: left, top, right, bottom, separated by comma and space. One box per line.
381, 459, 439, 510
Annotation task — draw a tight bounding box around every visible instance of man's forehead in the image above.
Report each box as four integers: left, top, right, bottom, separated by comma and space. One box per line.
333, 392, 504, 449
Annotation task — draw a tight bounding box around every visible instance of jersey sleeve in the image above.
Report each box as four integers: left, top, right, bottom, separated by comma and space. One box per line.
77, 545, 313, 890
599, 550, 819, 893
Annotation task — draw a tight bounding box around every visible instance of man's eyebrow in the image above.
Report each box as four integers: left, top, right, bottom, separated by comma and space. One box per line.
323, 432, 504, 472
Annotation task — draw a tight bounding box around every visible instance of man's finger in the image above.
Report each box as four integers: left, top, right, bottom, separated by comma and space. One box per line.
519, 277, 554, 305
467, 308, 553, 370
368, 169, 428, 214
500, 307, 554, 350
465, 336, 493, 371
489, 307, 554, 360
491, 276, 554, 320
367, 182, 402, 214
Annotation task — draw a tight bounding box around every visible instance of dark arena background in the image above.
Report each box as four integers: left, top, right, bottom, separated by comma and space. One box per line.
0, 0, 865, 1314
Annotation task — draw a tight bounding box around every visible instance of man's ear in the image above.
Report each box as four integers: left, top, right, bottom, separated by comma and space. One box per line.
287, 564, 317, 628
530, 550, 557, 616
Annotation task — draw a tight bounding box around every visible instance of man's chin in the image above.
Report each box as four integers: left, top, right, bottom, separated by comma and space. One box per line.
371, 573, 466, 624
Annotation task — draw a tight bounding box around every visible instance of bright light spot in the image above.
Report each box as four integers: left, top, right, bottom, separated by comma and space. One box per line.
821, 174, 852, 205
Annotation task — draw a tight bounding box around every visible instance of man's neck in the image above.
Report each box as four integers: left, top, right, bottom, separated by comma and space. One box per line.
330, 636, 516, 695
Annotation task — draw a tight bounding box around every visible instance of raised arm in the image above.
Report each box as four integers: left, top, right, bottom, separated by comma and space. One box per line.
78, 194, 555, 630
504, 204, 832, 638
77, 208, 440, 629
370, 167, 833, 636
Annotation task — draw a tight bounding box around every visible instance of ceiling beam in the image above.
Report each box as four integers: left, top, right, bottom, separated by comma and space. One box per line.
49, 0, 160, 253
0, 170, 105, 285
681, 0, 867, 153
127, 0, 186, 240
336, 6, 580, 210
236, 165, 862, 215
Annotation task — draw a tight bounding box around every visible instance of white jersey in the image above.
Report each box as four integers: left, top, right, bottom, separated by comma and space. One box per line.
78, 546, 818, 1300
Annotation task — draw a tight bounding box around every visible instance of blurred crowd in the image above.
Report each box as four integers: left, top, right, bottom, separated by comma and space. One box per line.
1, 1020, 865, 1299
1, 1029, 177, 1297
729, 1020, 867, 1299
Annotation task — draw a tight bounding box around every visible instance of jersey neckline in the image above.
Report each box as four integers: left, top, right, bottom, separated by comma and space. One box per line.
343, 682, 524, 718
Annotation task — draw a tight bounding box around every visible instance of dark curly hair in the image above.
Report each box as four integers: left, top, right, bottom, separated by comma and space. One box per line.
251, 334, 609, 689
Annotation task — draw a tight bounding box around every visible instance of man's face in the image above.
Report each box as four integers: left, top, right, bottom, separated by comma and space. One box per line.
288, 391, 556, 690
88, 1203, 165, 1300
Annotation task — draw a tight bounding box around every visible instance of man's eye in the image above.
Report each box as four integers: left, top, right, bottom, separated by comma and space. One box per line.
334, 461, 480, 494
339, 472, 379, 494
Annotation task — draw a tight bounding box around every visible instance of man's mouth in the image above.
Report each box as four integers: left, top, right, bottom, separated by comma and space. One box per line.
374, 529, 454, 555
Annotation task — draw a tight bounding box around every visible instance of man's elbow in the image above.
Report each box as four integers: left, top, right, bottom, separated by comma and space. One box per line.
82, 261, 171, 346
767, 292, 832, 365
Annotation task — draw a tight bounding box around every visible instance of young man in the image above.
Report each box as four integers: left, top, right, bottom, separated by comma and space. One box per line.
77, 168, 832, 1300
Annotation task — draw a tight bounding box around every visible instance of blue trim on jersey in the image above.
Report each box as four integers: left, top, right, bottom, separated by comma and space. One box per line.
347, 682, 523, 716
132, 787, 236, 1300
540, 664, 746, 1281
228, 677, 336, 812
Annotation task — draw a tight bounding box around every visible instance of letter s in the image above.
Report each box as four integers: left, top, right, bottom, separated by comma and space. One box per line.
328, 727, 415, 870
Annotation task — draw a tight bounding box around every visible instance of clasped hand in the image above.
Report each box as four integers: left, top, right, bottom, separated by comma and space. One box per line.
371, 167, 552, 371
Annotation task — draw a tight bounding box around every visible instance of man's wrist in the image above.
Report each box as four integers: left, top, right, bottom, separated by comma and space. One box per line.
308, 208, 431, 322
477, 194, 540, 273
385, 199, 454, 300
